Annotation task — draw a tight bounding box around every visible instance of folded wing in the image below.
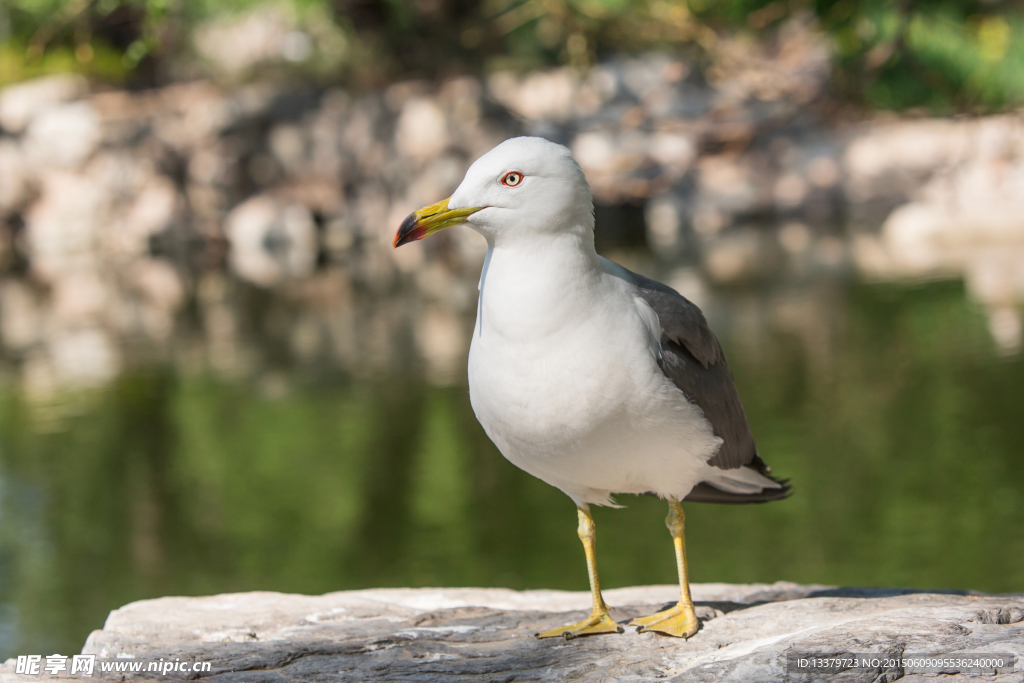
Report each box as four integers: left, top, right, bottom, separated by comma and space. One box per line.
628, 269, 791, 504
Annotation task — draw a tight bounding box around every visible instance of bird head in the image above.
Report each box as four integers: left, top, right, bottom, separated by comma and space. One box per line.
393, 137, 594, 248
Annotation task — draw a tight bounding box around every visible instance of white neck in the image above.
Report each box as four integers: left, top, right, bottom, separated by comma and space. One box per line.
476, 229, 603, 341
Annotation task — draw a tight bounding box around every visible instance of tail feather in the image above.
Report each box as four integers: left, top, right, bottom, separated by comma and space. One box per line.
683, 479, 792, 504
683, 452, 792, 504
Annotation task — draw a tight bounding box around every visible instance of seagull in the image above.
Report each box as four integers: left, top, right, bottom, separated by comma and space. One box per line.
393, 137, 790, 640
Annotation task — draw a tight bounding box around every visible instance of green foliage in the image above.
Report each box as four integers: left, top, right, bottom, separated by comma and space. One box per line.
3, 0, 1024, 110
816, 1, 1024, 111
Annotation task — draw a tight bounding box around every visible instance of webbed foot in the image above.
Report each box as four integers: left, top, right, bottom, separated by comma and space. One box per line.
536, 610, 624, 639
628, 602, 699, 638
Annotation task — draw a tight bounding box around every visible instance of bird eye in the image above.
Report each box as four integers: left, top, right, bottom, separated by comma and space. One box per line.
501, 171, 524, 187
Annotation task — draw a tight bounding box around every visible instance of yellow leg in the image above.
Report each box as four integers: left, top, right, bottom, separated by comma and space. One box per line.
628, 499, 699, 638
536, 506, 624, 639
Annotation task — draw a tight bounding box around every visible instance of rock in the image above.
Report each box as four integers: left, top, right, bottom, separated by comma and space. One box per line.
20, 323, 123, 399
23, 170, 107, 280
773, 172, 809, 209
0, 280, 43, 352
50, 269, 110, 326
395, 97, 450, 163
966, 252, 1024, 308
696, 155, 763, 217
648, 131, 697, 173
9, 583, 1018, 682
129, 259, 185, 311
866, 154, 1024, 318
47, 327, 121, 390
415, 306, 468, 385
0, 74, 88, 134
124, 259, 185, 341
487, 68, 580, 121
778, 221, 813, 255
703, 228, 781, 284
985, 305, 1023, 356
192, 5, 307, 75
23, 101, 102, 168
268, 123, 308, 176
124, 177, 180, 240
645, 193, 693, 259
571, 130, 655, 200
571, 131, 619, 174
225, 195, 318, 287
0, 140, 30, 214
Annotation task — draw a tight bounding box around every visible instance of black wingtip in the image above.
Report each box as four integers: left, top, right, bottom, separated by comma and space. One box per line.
683, 481, 793, 504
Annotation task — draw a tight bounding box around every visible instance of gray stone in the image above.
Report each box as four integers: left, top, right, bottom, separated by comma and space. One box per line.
0, 74, 89, 134
225, 196, 318, 287
395, 98, 450, 163
5, 583, 1019, 682
703, 228, 782, 284
23, 101, 101, 168
0, 280, 43, 351
0, 140, 30, 214
192, 6, 304, 76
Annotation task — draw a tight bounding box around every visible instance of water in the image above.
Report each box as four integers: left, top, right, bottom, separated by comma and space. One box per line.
0, 278, 1021, 657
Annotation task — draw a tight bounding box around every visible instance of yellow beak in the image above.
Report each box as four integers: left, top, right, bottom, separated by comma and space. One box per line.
393, 198, 483, 248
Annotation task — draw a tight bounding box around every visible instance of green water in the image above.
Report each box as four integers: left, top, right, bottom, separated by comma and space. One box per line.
0, 280, 1022, 656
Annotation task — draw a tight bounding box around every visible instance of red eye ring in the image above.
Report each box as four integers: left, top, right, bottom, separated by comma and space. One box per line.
501, 171, 524, 187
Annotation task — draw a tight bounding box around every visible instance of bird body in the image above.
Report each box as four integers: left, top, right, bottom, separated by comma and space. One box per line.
468, 238, 721, 507
394, 136, 789, 639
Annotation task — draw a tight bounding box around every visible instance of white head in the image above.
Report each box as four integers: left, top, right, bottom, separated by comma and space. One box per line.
393, 137, 595, 249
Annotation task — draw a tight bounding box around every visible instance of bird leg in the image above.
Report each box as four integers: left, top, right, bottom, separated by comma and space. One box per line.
628, 499, 699, 637
536, 506, 624, 639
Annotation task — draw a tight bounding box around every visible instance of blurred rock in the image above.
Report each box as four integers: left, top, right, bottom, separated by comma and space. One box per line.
0, 140, 30, 215
47, 327, 121, 390
124, 177, 179, 240
986, 305, 1022, 355
23, 171, 105, 280
0, 74, 88, 134
124, 259, 185, 341
845, 120, 970, 188
645, 193, 693, 259
704, 228, 782, 285
194, 5, 307, 75
130, 259, 185, 311
226, 196, 318, 287
23, 101, 101, 168
773, 173, 808, 209
268, 123, 308, 176
868, 155, 1024, 286
648, 131, 697, 173
51, 270, 110, 327
0, 281, 42, 352
778, 222, 812, 255
2, 41, 1024, 392
488, 69, 579, 121
571, 131, 617, 174
415, 307, 467, 385
697, 155, 762, 217
395, 98, 450, 162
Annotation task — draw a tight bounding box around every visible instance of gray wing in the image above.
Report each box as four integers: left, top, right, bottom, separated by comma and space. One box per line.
626, 268, 790, 502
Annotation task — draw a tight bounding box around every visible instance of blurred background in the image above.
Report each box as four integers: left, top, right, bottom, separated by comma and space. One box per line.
1, 0, 1023, 658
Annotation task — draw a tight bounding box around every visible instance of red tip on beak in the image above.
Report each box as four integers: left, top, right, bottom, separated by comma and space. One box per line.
393, 212, 427, 248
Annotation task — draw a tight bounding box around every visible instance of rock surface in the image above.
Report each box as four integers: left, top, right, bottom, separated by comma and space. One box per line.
7, 583, 1023, 682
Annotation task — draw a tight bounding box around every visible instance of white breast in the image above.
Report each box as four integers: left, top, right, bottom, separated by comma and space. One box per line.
467, 246, 721, 506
